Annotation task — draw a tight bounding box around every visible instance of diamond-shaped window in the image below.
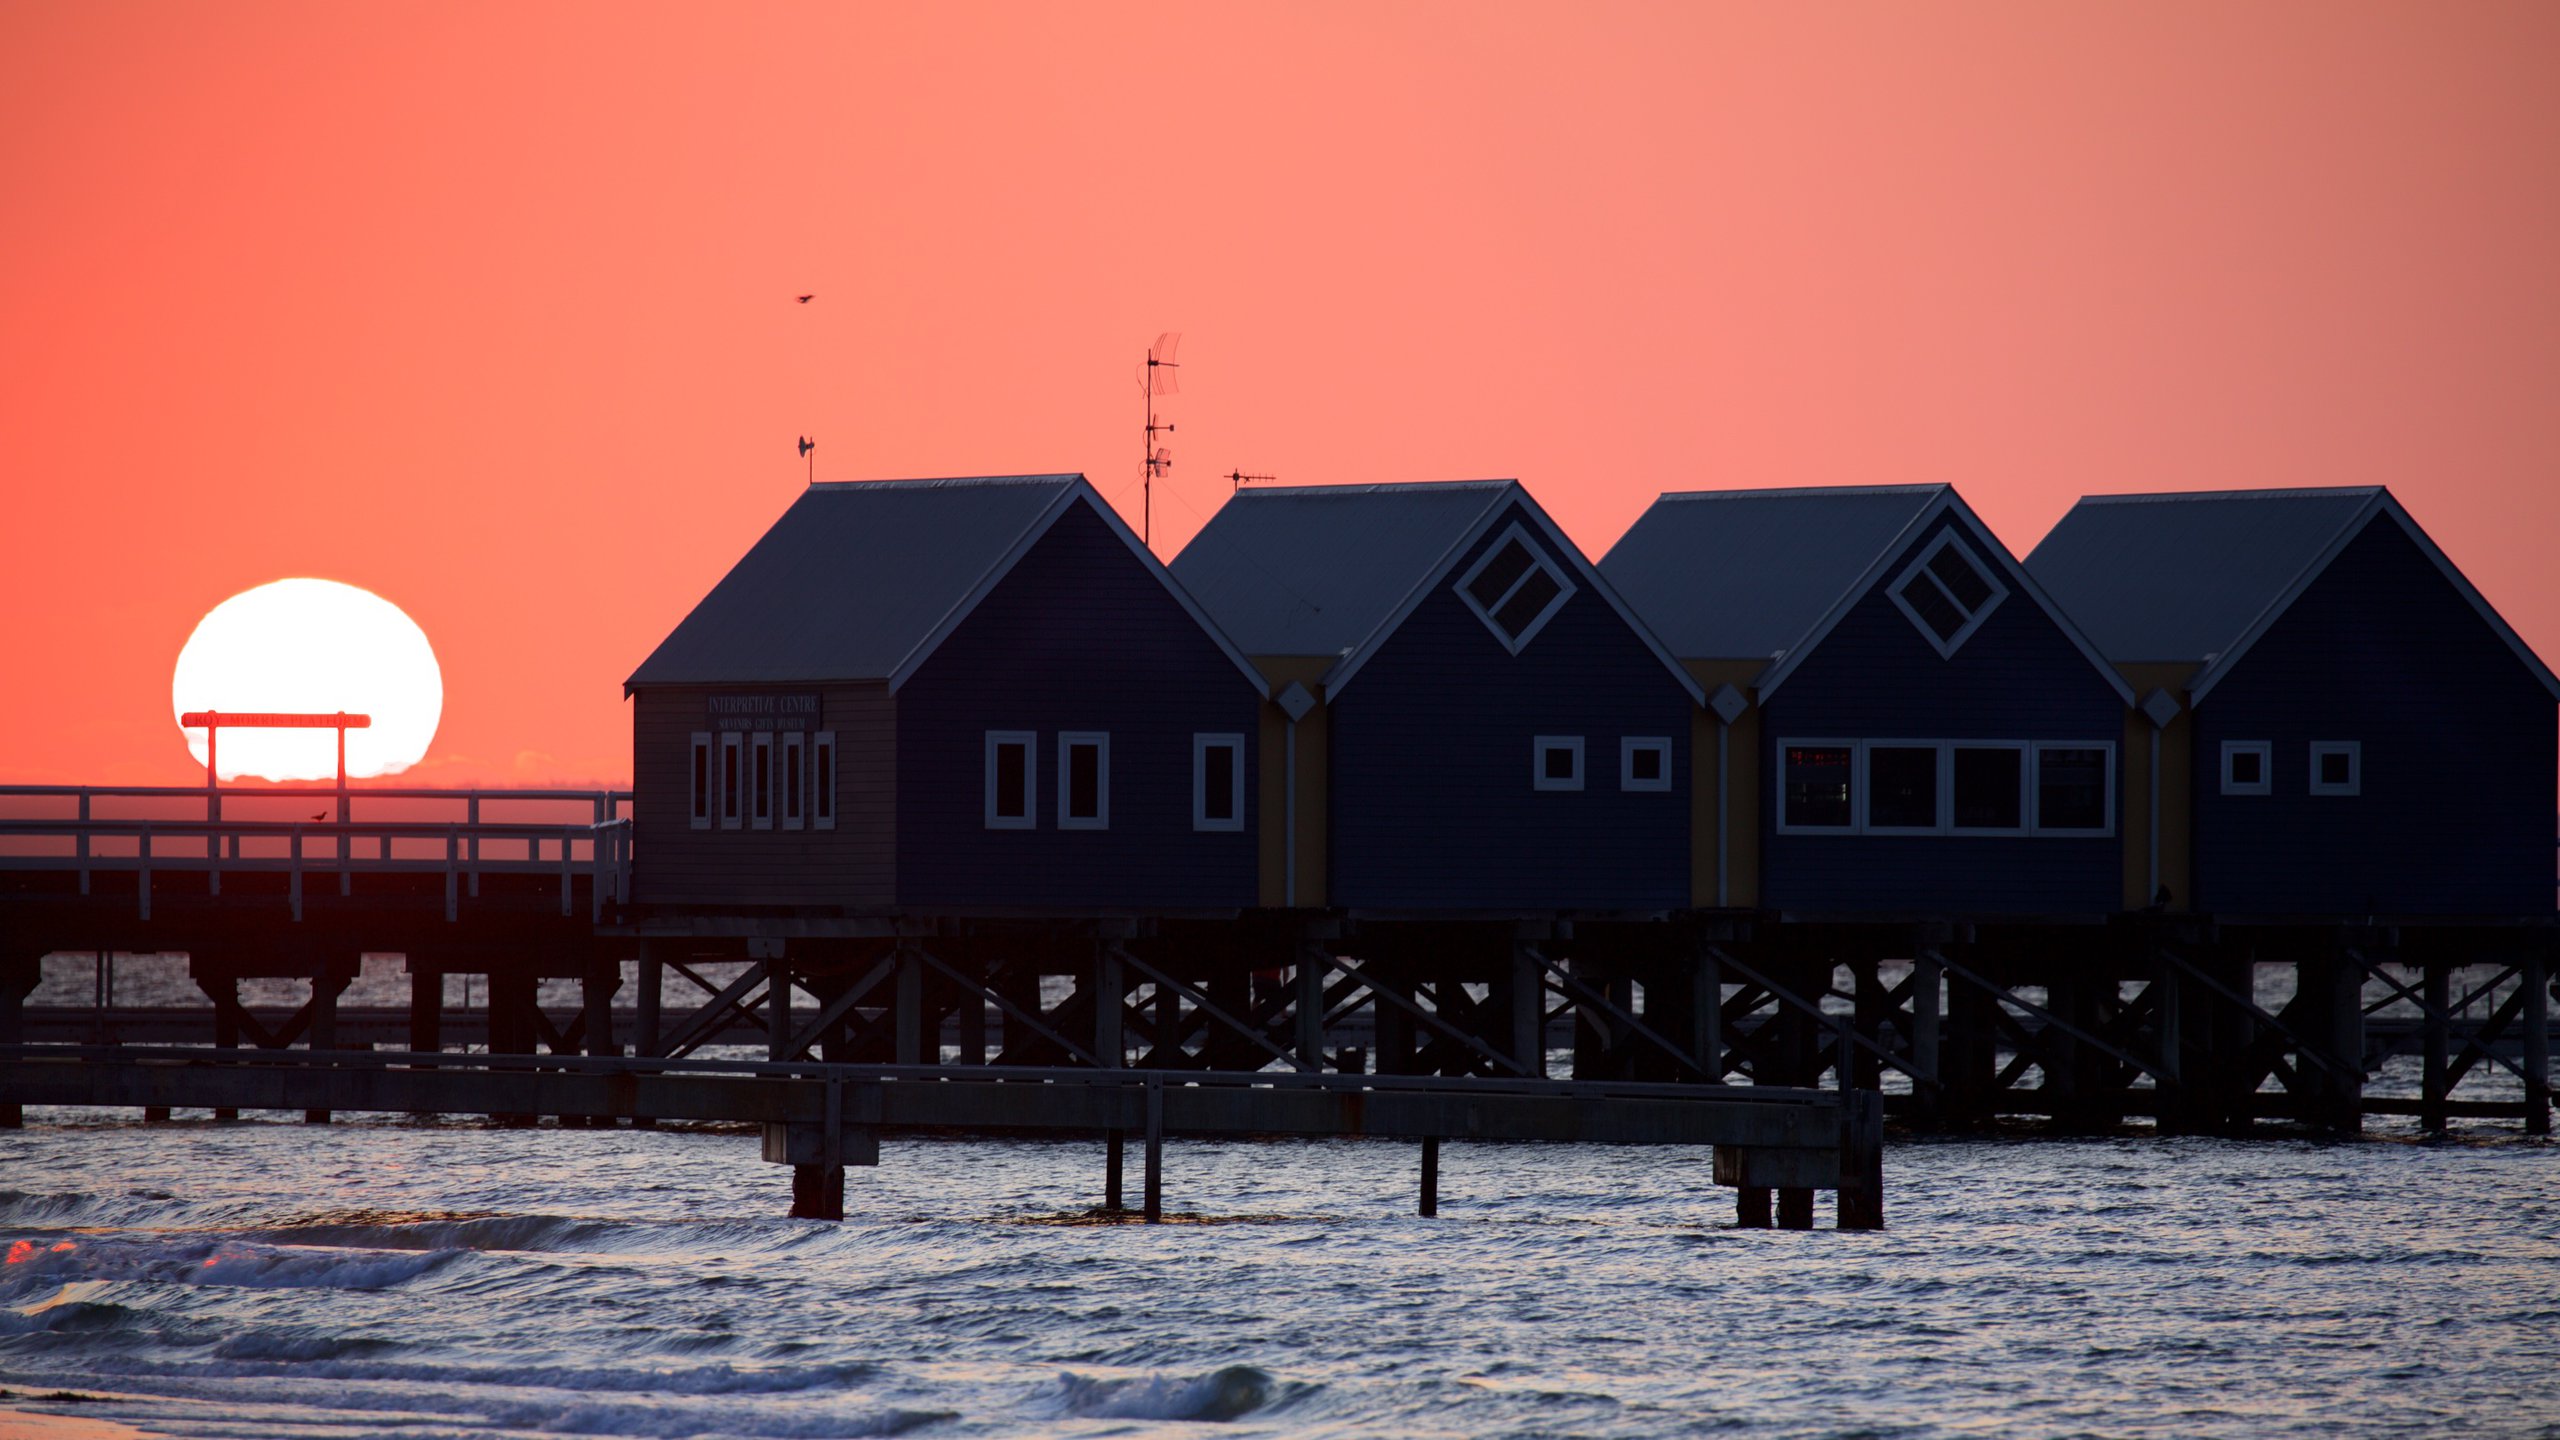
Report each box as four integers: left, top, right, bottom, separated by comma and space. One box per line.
1454, 523, 1577, 654
1887, 530, 2008, 658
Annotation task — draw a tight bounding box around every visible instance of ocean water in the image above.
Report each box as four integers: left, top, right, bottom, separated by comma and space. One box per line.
4, 1111, 2557, 1439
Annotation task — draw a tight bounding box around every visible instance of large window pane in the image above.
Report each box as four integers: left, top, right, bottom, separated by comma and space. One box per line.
1783, 745, 1854, 828
994, 743, 1027, 819
1952, 746, 2022, 829
2037, 747, 2108, 831
1868, 746, 1937, 829
1067, 742, 1102, 819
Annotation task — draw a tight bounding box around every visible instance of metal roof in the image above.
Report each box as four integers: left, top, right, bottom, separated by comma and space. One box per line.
1599, 486, 1946, 660
627, 475, 1267, 694
2024, 488, 2380, 664
1171, 482, 1514, 657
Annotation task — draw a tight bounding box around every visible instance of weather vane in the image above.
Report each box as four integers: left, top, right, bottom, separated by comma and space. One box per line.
1141, 333, 1179, 545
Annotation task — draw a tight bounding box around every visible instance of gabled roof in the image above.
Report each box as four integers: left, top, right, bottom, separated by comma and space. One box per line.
627, 474, 1266, 694
1601, 484, 2136, 705
2027, 487, 2560, 704
1170, 479, 1704, 704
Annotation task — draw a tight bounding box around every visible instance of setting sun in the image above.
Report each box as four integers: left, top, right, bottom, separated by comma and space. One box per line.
169, 578, 443, 781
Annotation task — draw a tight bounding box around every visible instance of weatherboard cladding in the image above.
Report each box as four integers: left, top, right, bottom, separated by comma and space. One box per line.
1600, 486, 1945, 663
2189, 517, 2555, 916
624, 477, 1077, 687
1755, 509, 2126, 915
629, 682, 895, 908
1323, 498, 1693, 911
895, 497, 1260, 910
1170, 482, 1513, 658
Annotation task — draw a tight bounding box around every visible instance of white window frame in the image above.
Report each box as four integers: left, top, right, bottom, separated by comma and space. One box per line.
2221, 740, 2272, 797
2030, 740, 2116, 836
719, 732, 743, 831
2308, 740, 2361, 797
1619, 736, 1672, 793
1775, 738, 1861, 833
750, 732, 775, 830
1887, 529, 2010, 659
1192, 732, 1246, 832
812, 730, 837, 830
688, 732, 713, 831
781, 731, 806, 831
1057, 731, 1111, 831
984, 730, 1037, 830
1453, 522, 1579, 655
1532, 735, 1585, 792
1860, 739, 1947, 835
1947, 742, 2030, 836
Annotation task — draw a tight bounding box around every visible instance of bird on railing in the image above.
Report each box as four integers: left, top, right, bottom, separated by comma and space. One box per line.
310, 811, 329, 822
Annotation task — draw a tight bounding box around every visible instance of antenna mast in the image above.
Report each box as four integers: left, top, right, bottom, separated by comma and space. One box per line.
1142, 333, 1180, 546
1226, 470, 1275, 492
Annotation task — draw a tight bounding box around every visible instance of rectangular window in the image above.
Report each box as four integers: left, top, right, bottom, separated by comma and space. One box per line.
1865, 744, 1940, 831
1193, 732, 1245, 831
812, 731, 836, 830
1620, 736, 1672, 792
782, 732, 806, 830
1533, 735, 1585, 791
750, 732, 775, 830
1778, 742, 1856, 830
2308, 741, 2360, 797
1058, 731, 1110, 830
1951, 744, 2025, 832
2221, 741, 2271, 796
2033, 743, 2113, 833
985, 730, 1036, 830
689, 732, 713, 831
719, 733, 743, 830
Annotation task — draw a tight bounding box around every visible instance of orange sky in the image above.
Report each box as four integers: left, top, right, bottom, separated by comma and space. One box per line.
6, 2, 2557, 788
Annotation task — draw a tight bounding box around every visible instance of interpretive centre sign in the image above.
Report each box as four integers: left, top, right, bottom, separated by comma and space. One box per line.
707, 694, 821, 732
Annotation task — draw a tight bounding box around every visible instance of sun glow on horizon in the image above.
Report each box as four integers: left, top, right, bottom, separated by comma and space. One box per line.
171, 578, 444, 781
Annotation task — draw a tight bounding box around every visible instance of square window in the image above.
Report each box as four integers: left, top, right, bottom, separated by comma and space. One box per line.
812, 731, 837, 830
719, 733, 743, 830
985, 731, 1036, 829
1533, 735, 1585, 791
2221, 741, 2271, 797
1620, 736, 1672, 792
2309, 741, 2360, 797
688, 732, 712, 831
1058, 732, 1110, 829
1193, 733, 1245, 831
1454, 523, 1579, 654
1887, 530, 2009, 658
1779, 742, 1856, 830
1866, 745, 1940, 830
2033, 744, 2112, 833
1951, 745, 2025, 831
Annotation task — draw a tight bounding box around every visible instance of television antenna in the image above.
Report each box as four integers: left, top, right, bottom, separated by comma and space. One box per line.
1226, 470, 1275, 492
1140, 332, 1180, 545
798, 435, 815, 485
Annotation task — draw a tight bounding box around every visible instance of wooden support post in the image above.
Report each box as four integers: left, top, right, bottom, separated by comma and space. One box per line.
208, 972, 240, 1121
2315, 950, 2364, 1135
1100, 943, 1125, 1210
2043, 969, 2081, 1132
1735, 1187, 1771, 1229
767, 958, 792, 1063
305, 966, 348, 1125
894, 946, 924, 1067
1691, 944, 1724, 1085
1372, 963, 1413, 1076
488, 968, 537, 1128
0, 957, 33, 1128
2422, 964, 2450, 1135
956, 950, 987, 1065
1142, 1076, 1165, 1223
2150, 950, 2187, 1133
1510, 935, 1545, 1077
1910, 952, 1943, 1129
2524, 949, 2551, 1137
634, 941, 664, 1059
1848, 961, 1886, 1092
1777, 1187, 1814, 1230
789, 1163, 845, 1221
1836, 1088, 1885, 1231
1295, 934, 1326, 1070
1105, 1129, 1125, 1212
409, 966, 443, 1056
1419, 1136, 1440, 1217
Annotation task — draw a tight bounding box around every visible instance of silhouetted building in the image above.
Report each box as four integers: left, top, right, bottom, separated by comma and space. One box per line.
1173, 480, 1702, 912
624, 475, 1266, 913
1604, 485, 2136, 916
2029, 487, 2560, 917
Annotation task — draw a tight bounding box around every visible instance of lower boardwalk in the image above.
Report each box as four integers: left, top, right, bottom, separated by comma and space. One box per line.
0, 1045, 1886, 1229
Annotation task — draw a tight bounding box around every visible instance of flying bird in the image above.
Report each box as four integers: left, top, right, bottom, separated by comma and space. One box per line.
795, 294, 814, 303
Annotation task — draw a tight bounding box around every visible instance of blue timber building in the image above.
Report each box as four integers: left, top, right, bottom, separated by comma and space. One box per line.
2030, 487, 2560, 919
625, 475, 1269, 915
1173, 481, 1704, 913
1604, 485, 2138, 918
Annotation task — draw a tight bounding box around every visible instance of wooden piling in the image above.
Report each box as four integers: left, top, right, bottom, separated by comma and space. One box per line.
2525, 949, 2551, 1137
0, 958, 30, 1128
1142, 1076, 1164, 1223
304, 967, 346, 1124
1777, 1187, 1814, 1230
1105, 1130, 1125, 1211
789, 1163, 844, 1221
2422, 964, 2450, 1135
1836, 1089, 1884, 1231
1735, 1186, 1771, 1229
1419, 1136, 1439, 1217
